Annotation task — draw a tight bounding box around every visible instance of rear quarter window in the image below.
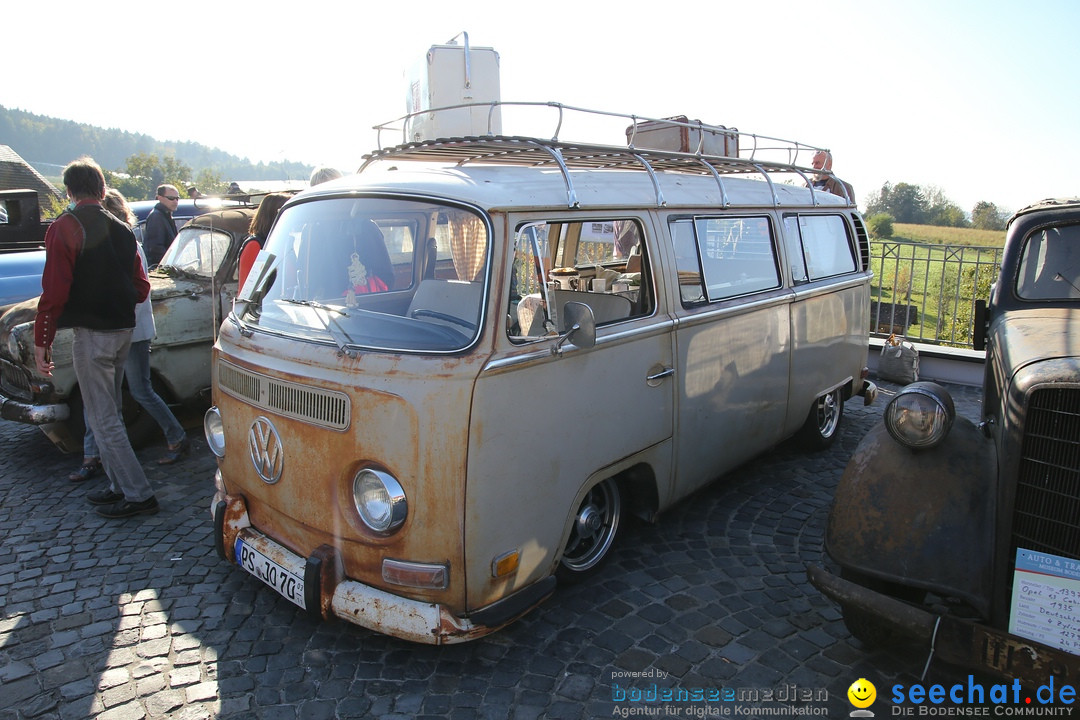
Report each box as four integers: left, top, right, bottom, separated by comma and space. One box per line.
782, 214, 856, 283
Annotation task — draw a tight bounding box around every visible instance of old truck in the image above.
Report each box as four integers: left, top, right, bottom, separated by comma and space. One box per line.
0, 205, 257, 451
810, 197, 1080, 689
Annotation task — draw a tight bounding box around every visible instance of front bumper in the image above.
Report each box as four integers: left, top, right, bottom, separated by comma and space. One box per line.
212, 492, 553, 645
807, 565, 1079, 687
0, 391, 69, 425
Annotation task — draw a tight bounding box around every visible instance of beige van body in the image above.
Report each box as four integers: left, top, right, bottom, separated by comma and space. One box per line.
206, 109, 875, 643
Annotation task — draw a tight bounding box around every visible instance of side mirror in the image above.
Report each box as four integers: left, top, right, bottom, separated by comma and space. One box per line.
552, 302, 596, 356
972, 299, 988, 351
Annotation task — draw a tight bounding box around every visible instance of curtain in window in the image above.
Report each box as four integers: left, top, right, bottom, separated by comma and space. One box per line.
449, 213, 488, 281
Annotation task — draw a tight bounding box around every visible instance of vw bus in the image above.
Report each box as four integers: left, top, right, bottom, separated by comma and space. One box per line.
205, 105, 876, 643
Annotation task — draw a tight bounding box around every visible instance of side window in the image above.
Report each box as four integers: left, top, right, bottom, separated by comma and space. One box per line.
1017, 224, 1080, 300
673, 216, 779, 304
782, 216, 809, 284
508, 218, 653, 341
671, 218, 706, 304
786, 215, 856, 281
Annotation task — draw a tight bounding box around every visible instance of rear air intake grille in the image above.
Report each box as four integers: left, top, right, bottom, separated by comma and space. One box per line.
1011, 387, 1080, 560
217, 360, 350, 431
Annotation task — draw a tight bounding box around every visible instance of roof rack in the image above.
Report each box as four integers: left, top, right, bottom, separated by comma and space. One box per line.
360, 102, 854, 209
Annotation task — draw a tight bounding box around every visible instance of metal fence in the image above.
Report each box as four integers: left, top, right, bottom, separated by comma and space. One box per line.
868, 241, 1002, 349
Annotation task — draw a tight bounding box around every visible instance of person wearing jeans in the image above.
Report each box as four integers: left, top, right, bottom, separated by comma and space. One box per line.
69, 189, 189, 483
35, 159, 157, 518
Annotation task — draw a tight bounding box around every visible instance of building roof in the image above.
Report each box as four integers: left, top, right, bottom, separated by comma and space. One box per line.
0, 146, 63, 209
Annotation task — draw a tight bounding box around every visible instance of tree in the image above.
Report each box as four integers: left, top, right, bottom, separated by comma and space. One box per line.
864, 182, 929, 224
924, 185, 969, 228
971, 201, 1006, 231
105, 152, 194, 201
192, 168, 228, 196
867, 213, 894, 239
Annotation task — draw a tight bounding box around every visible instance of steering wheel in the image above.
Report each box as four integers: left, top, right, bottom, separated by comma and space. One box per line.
410, 308, 478, 332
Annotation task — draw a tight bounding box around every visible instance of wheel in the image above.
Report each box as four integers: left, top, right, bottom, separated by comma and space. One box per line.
796, 388, 844, 450
556, 478, 622, 583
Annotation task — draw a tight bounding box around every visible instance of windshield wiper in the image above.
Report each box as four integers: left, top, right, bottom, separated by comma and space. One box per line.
278, 298, 358, 357
279, 298, 349, 317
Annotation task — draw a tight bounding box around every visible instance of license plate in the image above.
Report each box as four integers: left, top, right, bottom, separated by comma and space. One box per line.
235, 538, 306, 610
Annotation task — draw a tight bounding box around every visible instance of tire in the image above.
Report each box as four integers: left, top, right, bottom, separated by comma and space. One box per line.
556, 478, 622, 583
796, 388, 844, 450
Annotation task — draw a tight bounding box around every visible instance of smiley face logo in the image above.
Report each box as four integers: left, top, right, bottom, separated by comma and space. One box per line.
847, 678, 877, 708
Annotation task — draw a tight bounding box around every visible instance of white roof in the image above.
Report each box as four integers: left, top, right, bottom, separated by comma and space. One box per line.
310, 161, 847, 212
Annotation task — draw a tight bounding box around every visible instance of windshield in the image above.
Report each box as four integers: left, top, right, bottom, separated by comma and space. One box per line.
238, 196, 489, 352
157, 225, 232, 277
1017, 223, 1080, 301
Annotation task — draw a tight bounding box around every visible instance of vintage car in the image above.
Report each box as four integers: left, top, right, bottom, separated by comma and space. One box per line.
0, 194, 221, 314
809, 198, 1080, 688
0, 205, 257, 452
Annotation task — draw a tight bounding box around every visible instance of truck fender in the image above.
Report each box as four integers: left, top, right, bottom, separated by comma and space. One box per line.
825, 416, 996, 616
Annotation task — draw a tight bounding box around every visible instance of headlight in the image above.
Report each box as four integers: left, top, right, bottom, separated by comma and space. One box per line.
353, 468, 407, 534
204, 406, 226, 457
884, 381, 956, 449
6, 327, 21, 362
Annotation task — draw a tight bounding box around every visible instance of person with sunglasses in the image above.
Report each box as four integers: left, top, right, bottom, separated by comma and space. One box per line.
144, 184, 181, 265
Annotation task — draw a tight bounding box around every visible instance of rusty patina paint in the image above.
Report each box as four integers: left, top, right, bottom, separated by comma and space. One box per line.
211, 320, 488, 615
826, 417, 997, 616
808, 565, 1079, 689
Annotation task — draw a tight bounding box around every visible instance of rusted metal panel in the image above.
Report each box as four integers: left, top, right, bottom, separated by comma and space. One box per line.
808, 565, 1080, 689
211, 325, 479, 611
826, 418, 997, 615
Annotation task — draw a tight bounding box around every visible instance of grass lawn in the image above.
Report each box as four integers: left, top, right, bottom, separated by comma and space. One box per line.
891, 223, 1004, 248
870, 225, 1002, 346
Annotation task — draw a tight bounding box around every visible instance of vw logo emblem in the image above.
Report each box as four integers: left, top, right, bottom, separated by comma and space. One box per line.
248, 416, 284, 484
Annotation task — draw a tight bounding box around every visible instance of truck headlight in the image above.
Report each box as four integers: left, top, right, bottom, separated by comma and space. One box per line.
6, 328, 22, 362
204, 406, 226, 457
884, 382, 955, 449
353, 468, 407, 534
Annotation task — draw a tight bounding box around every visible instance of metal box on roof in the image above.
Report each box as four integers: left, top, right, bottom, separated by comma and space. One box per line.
406, 35, 502, 141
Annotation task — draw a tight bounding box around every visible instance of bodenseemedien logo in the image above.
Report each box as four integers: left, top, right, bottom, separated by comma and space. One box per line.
848, 678, 877, 717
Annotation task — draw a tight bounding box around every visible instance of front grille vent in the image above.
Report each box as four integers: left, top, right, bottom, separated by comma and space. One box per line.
1012, 387, 1080, 560
0, 359, 32, 401
217, 360, 350, 431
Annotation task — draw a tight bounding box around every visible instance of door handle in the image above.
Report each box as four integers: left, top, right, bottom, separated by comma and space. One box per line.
646, 366, 675, 386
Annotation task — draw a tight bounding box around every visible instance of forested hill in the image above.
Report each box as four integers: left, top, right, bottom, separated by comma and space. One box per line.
0, 105, 309, 180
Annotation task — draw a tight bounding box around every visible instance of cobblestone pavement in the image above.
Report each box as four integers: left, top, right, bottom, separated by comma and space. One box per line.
1, 381, 996, 719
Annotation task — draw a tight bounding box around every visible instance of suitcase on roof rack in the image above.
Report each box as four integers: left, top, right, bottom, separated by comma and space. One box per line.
626, 115, 739, 157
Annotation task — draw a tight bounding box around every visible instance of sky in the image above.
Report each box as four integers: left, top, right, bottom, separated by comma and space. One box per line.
4, 0, 1078, 215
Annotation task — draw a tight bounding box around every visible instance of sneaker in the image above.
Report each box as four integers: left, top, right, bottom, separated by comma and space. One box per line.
96, 496, 159, 518
87, 489, 125, 506
157, 436, 191, 465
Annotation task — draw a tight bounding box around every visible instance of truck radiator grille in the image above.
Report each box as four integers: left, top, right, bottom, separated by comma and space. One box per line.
0, 359, 32, 401
217, 360, 350, 431
1012, 387, 1080, 560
